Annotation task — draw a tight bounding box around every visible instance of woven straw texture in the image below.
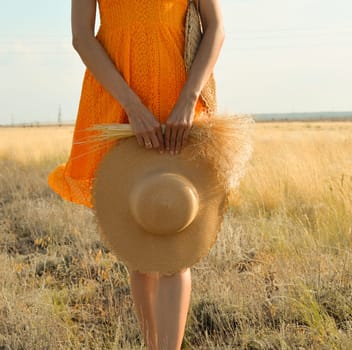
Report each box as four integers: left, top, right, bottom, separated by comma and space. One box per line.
92, 136, 228, 274
184, 0, 217, 116
87, 114, 255, 273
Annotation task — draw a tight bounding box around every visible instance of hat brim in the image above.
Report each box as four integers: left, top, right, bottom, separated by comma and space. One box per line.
92, 137, 228, 274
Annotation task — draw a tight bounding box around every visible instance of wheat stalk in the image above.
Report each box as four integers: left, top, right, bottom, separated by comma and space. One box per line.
75, 114, 255, 190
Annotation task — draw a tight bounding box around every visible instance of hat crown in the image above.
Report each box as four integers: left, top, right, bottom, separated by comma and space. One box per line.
129, 172, 199, 235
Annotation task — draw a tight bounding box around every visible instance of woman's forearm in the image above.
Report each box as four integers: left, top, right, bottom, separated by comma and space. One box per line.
164, 17, 225, 154
179, 0, 225, 106
180, 25, 225, 105
72, 34, 141, 113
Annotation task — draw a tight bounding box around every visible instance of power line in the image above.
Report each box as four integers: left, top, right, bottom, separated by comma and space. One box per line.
0, 34, 351, 44
0, 26, 351, 41
1, 43, 352, 55
0, 27, 351, 55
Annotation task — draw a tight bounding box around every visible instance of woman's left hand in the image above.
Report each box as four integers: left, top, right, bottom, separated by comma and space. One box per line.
164, 96, 197, 155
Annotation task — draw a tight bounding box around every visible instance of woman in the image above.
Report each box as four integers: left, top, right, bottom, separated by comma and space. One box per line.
48, 0, 224, 348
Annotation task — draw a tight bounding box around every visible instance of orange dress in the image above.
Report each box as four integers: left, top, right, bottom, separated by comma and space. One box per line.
48, 0, 207, 209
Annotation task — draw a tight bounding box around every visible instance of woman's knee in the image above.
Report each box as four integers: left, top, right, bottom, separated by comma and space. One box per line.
127, 266, 190, 277
127, 267, 158, 277
159, 267, 190, 277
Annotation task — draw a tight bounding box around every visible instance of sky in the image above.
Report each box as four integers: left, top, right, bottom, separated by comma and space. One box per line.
0, 0, 351, 125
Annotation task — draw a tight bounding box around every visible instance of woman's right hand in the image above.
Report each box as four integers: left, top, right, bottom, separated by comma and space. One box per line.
124, 99, 164, 153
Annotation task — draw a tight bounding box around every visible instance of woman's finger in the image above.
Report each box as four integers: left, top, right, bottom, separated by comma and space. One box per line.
164, 124, 171, 151
142, 134, 153, 149
175, 126, 185, 154
170, 125, 178, 155
182, 126, 191, 147
148, 130, 160, 149
156, 126, 164, 153
135, 133, 145, 147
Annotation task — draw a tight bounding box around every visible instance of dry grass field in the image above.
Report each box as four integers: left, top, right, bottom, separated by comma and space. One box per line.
0, 121, 352, 349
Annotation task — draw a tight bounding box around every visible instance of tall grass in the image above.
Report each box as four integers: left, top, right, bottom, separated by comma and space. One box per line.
0, 121, 351, 349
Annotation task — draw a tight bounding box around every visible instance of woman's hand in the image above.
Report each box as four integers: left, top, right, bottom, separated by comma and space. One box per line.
164, 95, 198, 155
125, 99, 164, 152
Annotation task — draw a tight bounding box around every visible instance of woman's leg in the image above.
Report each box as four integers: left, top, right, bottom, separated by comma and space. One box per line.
129, 269, 159, 350
156, 268, 192, 350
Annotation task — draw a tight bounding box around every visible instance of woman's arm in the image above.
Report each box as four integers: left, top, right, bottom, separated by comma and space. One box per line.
165, 0, 225, 155
71, 0, 164, 151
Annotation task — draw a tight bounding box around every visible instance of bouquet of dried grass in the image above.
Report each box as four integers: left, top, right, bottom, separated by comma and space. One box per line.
76, 114, 255, 192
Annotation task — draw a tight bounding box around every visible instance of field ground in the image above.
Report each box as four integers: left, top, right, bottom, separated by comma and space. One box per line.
0, 121, 352, 349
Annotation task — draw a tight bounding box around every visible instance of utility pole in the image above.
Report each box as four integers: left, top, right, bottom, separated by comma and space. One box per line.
57, 105, 62, 126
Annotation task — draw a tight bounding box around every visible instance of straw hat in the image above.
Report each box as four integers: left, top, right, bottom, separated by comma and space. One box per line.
91, 136, 228, 275
85, 115, 255, 274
